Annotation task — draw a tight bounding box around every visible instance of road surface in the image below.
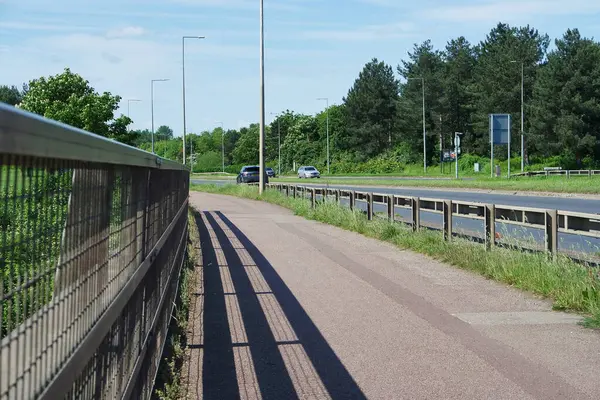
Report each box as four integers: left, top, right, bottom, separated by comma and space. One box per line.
185, 192, 600, 399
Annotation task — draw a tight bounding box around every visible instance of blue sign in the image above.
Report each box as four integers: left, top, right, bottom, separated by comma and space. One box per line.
489, 114, 511, 145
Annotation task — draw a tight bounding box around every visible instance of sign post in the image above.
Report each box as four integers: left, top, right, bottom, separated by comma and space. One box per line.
489, 114, 511, 178
454, 132, 463, 179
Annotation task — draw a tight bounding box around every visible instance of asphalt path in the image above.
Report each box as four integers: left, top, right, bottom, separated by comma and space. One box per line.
190, 179, 600, 258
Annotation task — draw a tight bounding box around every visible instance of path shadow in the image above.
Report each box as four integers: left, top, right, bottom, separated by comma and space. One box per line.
194, 210, 367, 400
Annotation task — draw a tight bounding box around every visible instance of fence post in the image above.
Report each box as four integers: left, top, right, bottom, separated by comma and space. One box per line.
335, 189, 340, 203
443, 200, 452, 241
484, 204, 496, 249
545, 209, 558, 259
412, 197, 420, 231
350, 190, 355, 211
367, 193, 373, 220
311, 188, 316, 208
285, 185, 290, 197
387, 195, 394, 222
589, 170, 592, 177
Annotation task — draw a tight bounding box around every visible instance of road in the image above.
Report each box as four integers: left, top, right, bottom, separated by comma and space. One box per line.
186, 191, 600, 399
191, 179, 600, 257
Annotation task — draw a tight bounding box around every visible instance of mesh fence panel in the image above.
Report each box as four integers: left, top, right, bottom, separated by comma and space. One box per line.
1, 139, 189, 399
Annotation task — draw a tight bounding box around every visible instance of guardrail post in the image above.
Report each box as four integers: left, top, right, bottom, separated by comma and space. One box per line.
412, 197, 420, 231
566, 170, 571, 178
589, 170, 592, 177
387, 195, 394, 222
545, 209, 558, 259
292, 185, 297, 198
311, 188, 316, 208
367, 193, 373, 220
285, 185, 290, 197
335, 189, 340, 203
350, 191, 355, 211
443, 200, 452, 241
484, 204, 496, 249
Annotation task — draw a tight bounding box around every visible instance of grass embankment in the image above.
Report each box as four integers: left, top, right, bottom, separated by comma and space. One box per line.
153, 209, 199, 399
271, 175, 600, 194
191, 183, 600, 329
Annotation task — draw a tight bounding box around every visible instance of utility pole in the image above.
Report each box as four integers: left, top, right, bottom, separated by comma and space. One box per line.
317, 97, 330, 174
182, 35, 205, 166
439, 115, 443, 174
258, 0, 265, 193
151, 78, 169, 154
520, 61, 524, 172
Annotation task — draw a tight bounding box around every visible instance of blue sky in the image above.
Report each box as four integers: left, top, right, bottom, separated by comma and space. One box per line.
1, 0, 599, 135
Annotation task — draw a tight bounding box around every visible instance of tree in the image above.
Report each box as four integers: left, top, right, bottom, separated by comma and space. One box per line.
528, 29, 600, 166
470, 23, 550, 155
0, 85, 23, 106
18, 68, 138, 145
155, 125, 174, 141
232, 124, 260, 165
342, 58, 399, 160
280, 115, 320, 170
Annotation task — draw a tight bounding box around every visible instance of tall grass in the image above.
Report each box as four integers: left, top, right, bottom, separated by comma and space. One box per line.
192, 183, 600, 328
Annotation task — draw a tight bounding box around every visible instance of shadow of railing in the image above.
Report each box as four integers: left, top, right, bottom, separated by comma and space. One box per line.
192, 210, 366, 399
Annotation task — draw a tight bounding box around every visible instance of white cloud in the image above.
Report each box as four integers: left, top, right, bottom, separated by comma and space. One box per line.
106, 26, 146, 38
302, 22, 417, 41
424, 0, 600, 23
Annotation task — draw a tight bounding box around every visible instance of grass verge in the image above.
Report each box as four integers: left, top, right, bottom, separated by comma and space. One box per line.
191, 183, 600, 329
271, 176, 600, 195
152, 209, 199, 399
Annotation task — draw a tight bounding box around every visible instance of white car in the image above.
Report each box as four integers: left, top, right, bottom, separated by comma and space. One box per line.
298, 166, 321, 178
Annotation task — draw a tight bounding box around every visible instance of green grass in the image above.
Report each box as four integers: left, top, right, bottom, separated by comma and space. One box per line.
153, 209, 199, 399
270, 175, 600, 194
191, 183, 600, 329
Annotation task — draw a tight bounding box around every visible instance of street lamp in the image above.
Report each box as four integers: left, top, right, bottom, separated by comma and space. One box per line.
270, 112, 281, 176
127, 99, 141, 118
258, 0, 266, 193
408, 77, 426, 174
151, 79, 169, 154
182, 35, 205, 166
316, 97, 330, 174
216, 121, 225, 173
511, 60, 525, 172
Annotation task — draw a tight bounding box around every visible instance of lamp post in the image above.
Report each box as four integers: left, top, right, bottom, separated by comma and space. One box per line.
127, 99, 140, 118
216, 121, 224, 173
408, 77, 426, 174
258, 0, 266, 193
316, 97, 330, 174
270, 112, 281, 176
182, 35, 205, 166
151, 79, 169, 154
511, 60, 525, 172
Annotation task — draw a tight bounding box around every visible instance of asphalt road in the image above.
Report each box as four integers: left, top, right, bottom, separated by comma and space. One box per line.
190, 179, 600, 257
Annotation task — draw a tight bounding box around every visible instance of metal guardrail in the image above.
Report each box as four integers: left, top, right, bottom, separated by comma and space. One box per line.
0, 104, 190, 399
267, 183, 600, 263
512, 169, 600, 177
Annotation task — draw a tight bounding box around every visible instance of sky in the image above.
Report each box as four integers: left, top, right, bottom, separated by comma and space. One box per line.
1, 0, 600, 135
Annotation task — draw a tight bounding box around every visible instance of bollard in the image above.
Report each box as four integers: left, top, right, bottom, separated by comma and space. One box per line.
443, 200, 453, 241
367, 193, 373, 221
545, 209, 558, 259
484, 204, 496, 249
412, 197, 420, 231
388, 195, 395, 222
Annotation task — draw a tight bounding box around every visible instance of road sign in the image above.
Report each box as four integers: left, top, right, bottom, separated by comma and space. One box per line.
489, 114, 511, 178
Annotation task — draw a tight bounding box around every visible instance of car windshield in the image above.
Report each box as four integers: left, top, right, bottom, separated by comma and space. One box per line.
305, 167, 316, 171
244, 167, 259, 172
266, 167, 273, 171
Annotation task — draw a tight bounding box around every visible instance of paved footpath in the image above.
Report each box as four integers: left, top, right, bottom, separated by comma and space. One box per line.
185, 192, 600, 400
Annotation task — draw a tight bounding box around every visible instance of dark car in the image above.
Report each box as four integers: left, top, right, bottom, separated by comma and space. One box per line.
236, 165, 269, 184
266, 167, 275, 177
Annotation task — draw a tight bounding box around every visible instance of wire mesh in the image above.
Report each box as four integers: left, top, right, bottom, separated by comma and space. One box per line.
0, 153, 189, 400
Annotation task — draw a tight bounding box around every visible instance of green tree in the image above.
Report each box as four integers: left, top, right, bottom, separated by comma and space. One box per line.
470, 23, 550, 155
155, 125, 174, 141
0, 85, 23, 106
342, 58, 399, 160
232, 124, 260, 165
19, 68, 138, 145
528, 29, 600, 166
280, 115, 320, 170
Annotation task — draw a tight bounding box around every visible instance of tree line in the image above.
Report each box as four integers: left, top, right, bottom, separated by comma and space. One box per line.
3, 22, 600, 173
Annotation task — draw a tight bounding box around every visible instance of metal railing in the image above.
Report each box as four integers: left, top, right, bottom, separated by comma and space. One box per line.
267, 183, 600, 263
512, 169, 600, 177
0, 104, 190, 399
